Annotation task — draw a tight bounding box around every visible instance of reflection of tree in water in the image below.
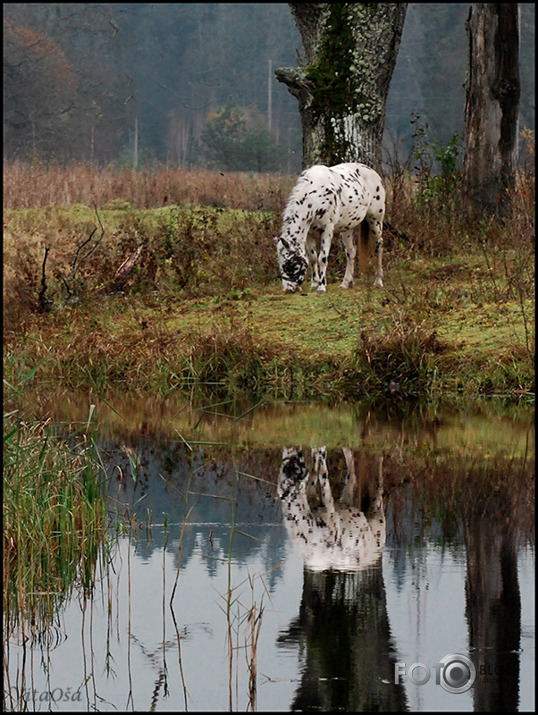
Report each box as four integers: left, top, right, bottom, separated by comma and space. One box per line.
102, 437, 286, 590
387, 447, 534, 712
277, 447, 407, 711
280, 566, 407, 712
464, 467, 529, 712
465, 506, 520, 711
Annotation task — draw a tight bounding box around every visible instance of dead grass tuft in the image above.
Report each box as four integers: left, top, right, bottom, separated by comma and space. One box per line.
341, 319, 448, 400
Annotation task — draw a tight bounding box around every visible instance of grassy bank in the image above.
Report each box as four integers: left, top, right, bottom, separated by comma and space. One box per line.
3, 163, 535, 405
4, 259, 533, 404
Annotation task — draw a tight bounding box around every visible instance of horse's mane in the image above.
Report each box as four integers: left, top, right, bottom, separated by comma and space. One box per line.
282, 171, 311, 224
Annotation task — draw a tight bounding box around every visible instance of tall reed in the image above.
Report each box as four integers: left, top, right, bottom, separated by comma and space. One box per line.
3, 390, 109, 638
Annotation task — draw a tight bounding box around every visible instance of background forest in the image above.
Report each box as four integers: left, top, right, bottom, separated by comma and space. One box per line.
3, 3, 535, 174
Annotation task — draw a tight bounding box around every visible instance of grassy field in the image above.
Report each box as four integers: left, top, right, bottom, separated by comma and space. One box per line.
3, 162, 535, 406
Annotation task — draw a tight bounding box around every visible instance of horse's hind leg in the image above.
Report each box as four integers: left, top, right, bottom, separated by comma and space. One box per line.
366, 216, 384, 288
358, 222, 369, 278
339, 230, 356, 288
316, 225, 335, 293
306, 233, 320, 289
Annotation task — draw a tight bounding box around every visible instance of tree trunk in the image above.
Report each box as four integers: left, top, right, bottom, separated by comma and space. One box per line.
463, 4, 521, 215
276, 3, 407, 171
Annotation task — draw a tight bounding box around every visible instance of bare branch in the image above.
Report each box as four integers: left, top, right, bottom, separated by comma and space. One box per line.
38, 246, 53, 311
71, 227, 97, 281
71, 209, 105, 281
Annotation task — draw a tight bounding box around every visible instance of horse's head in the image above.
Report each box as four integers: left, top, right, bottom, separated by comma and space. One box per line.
278, 447, 309, 499
275, 237, 308, 293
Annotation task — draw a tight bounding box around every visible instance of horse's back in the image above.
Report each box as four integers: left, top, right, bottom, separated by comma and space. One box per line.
296, 162, 383, 196
298, 164, 338, 189
287, 162, 385, 231
330, 163, 384, 196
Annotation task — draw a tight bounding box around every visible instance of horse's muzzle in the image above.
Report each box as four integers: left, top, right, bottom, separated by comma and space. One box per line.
282, 279, 300, 293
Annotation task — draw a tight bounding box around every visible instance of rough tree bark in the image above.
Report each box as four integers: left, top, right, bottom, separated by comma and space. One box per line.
463, 4, 521, 215
276, 3, 407, 171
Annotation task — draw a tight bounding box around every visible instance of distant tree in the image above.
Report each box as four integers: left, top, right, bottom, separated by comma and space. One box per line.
201, 103, 246, 171
463, 4, 521, 215
242, 118, 285, 173
3, 18, 77, 160
3, 9, 129, 165
201, 102, 284, 172
275, 3, 407, 170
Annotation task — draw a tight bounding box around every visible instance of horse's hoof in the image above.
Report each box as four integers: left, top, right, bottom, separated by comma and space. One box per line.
373, 279, 384, 288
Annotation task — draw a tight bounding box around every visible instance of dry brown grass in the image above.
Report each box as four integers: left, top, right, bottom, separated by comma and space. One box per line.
3, 162, 295, 212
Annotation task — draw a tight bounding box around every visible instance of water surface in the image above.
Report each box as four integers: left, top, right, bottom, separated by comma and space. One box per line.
4, 399, 534, 712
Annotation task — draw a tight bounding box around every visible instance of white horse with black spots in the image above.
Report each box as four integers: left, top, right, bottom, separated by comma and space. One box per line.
275, 163, 385, 292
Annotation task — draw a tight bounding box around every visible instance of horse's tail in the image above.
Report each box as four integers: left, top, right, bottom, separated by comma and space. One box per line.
358, 222, 370, 276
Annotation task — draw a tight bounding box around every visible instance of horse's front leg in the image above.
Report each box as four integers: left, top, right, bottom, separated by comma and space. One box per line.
339, 230, 356, 289
305, 234, 320, 290
316, 225, 334, 293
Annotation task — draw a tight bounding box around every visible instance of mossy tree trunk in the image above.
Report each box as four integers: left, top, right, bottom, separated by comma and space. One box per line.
276, 3, 407, 171
463, 4, 521, 216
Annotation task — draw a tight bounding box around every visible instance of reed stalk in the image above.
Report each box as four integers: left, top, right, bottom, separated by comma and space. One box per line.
3, 380, 109, 648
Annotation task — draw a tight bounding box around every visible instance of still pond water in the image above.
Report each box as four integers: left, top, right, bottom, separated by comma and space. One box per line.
4, 398, 535, 712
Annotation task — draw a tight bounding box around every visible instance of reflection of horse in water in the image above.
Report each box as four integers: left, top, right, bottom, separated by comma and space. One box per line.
277, 447, 407, 711
278, 446, 385, 571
